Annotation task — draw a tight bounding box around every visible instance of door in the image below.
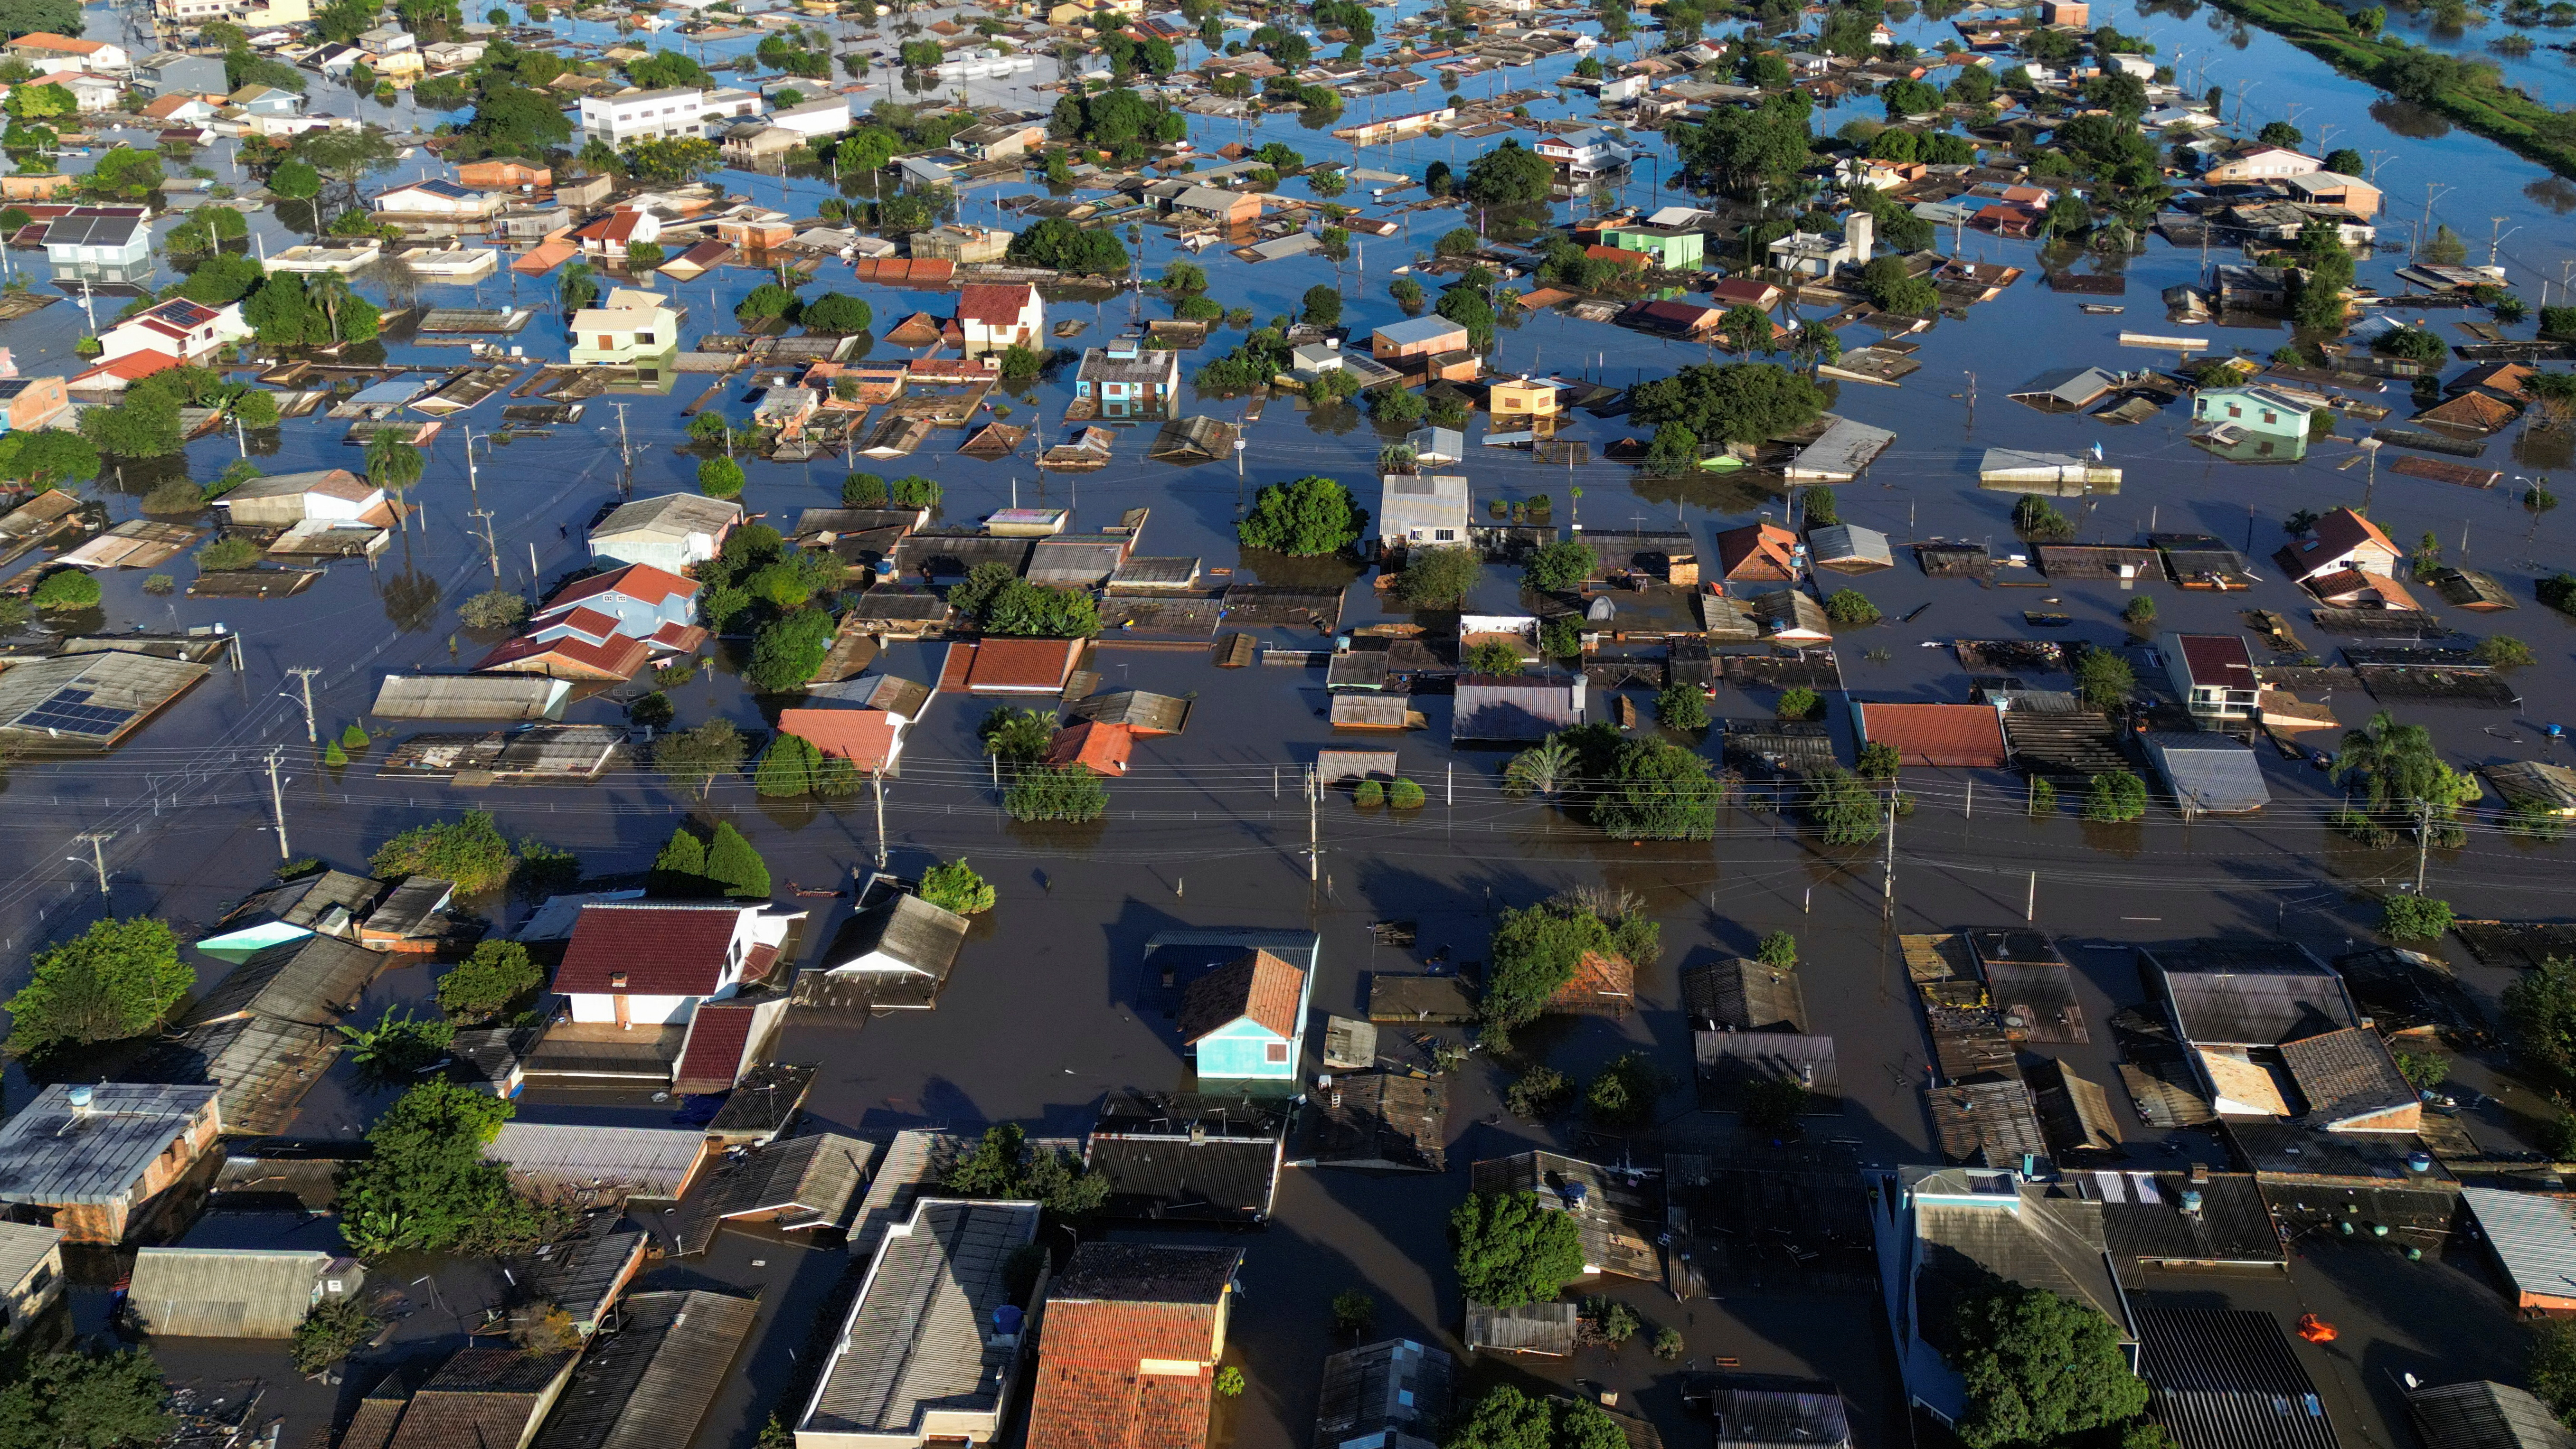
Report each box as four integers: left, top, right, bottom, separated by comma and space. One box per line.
613, 994, 630, 1028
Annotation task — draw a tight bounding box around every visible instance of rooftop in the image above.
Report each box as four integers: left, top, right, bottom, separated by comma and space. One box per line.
802, 1199, 1042, 1438
0, 1083, 218, 1207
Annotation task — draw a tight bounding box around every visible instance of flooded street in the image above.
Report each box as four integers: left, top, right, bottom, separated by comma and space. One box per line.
8, 0, 2576, 1440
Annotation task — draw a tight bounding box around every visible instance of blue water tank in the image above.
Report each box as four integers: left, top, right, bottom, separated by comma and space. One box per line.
994, 1304, 1024, 1336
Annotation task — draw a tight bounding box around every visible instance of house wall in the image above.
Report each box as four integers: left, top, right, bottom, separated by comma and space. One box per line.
568, 989, 699, 1026
592, 533, 714, 573
4, 377, 67, 431
0, 1245, 61, 1338
1194, 1017, 1293, 1080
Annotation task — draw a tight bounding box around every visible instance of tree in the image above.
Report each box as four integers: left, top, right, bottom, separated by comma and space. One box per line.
1948, 1282, 2149, 1449
2073, 647, 2134, 711
2476, 635, 2537, 667
2382, 894, 2455, 942
704, 821, 770, 898
365, 430, 424, 495
745, 609, 834, 692
755, 731, 826, 797
3, 917, 190, 1056
656, 719, 745, 797
620, 136, 721, 184
1006, 216, 1129, 274
938, 1123, 1107, 1219
2530, 1320, 2576, 1426
1238, 475, 1364, 555
698, 456, 746, 499
293, 1297, 383, 1374
198, 538, 262, 572
31, 569, 98, 611
1629, 362, 1826, 446
1302, 283, 1343, 328
1503, 734, 1576, 799
1332, 1288, 1378, 1337
1006, 765, 1109, 822
982, 580, 1101, 638
1462, 139, 1554, 206
0, 1349, 173, 1449
0, 428, 97, 490
2257, 119, 2303, 147
1822, 589, 1880, 626
1859, 255, 1939, 315
922, 858, 995, 915
2332, 710, 2479, 830
459, 590, 529, 630
436, 939, 543, 1022
371, 811, 518, 894
980, 707, 1055, 763
1805, 767, 1881, 845
337, 1080, 529, 1255
2083, 772, 2148, 823
1389, 777, 1426, 809
2508, 956, 2576, 1086
801, 292, 872, 334
1448, 1386, 1630, 1449
1451, 1192, 1586, 1307
1586, 1050, 1670, 1127
1482, 891, 1655, 1029
558, 260, 599, 312
1465, 640, 1525, 676
1397, 545, 1481, 607
1524, 537, 1592, 593
1778, 686, 1821, 720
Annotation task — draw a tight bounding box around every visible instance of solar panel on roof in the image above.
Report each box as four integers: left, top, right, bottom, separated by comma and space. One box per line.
16, 686, 136, 736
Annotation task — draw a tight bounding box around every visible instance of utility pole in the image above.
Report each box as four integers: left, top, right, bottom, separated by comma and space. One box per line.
2415, 799, 2433, 893
1878, 793, 1897, 928
285, 667, 321, 743
72, 830, 113, 896
265, 748, 291, 860
468, 507, 501, 584
872, 775, 887, 867
1306, 766, 1319, 883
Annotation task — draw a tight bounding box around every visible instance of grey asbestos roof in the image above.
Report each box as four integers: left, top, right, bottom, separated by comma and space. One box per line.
214, 869, 383, 933
2462, 1189, 2576, 1305
530, 1290, 759, 1449
2412, 1383, 2576, 1449
2134, 1307, 2337, 1449
0, 1083, 218, 1206
803, 1199, 1041, 1436
831, 891, 969, 977
2147, 942, 2361, 1047
2143, 734, 2272, 815
486, 1124, 708, 1199
678, 1132, 876, 1251
517, 1227, 647, 1328
1464, 1301, 1577, 1355
182, 934, 382, 1029
1680, 958, 1806, 1032
1708, 1387, 1855, 1449
1805, 524, 1892, 569
592, 492, 743, 542
0, 1221, 61, 1291
126, 1247, 360, 1338
1316, 1338, 1453, 1446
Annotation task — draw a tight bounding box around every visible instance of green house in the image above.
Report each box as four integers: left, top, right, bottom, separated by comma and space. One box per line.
1598, 225, 1704, 271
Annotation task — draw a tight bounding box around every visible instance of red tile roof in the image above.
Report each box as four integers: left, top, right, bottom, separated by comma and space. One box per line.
472, 630, 651, 680
1177, 949, 1303, 1042
1550, 949, 1635, 1005
1044, 720, 1132, 775
547, 561, 699, 610
1715, 522, 1798, 581
1708, 277, 1779, 306
673, 1002, 756, 1094
967, 637, 1079, 693
553, 605, 623, 642
2174, 635, 2257, 691
1028, 1352, 1214, 1449
1854, 702, 2008, 768
777, 707, 900, 772
645, 621, 710, 650
556, 904, 744, 997
77, 350, 180, 385
958, 282, 1037, 326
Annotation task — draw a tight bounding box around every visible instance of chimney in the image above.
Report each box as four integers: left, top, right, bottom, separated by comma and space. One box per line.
2188, 1162, 2208, 1184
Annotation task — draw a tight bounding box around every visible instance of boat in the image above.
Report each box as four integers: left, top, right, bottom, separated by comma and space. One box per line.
2078, 303, 2125, 314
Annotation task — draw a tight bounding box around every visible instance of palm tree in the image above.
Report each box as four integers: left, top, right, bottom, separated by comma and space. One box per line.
1503, 734, 1576, 798
366, 430, 425, 497
306, 271, 351, 344
559, 260, 599, 313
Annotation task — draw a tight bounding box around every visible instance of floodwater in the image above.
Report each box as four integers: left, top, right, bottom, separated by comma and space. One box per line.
9, 0, 2576, 1441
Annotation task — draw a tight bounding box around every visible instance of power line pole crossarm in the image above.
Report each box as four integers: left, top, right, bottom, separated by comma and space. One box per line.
285, 667, 321, 743
72, 831, 114, 896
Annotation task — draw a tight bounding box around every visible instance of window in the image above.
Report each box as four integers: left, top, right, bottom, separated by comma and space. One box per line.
1264, 1042, 1288, 1063
2225, 404, 2242, 418
1434, 528, 1456, 541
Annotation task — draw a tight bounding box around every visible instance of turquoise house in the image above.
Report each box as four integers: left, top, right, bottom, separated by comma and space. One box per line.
1159, 929, 1320, 1084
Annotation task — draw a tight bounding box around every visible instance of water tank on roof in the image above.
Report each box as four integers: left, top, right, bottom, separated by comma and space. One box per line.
994, 1305, 1024, 1336
1586, 596, 1616, 622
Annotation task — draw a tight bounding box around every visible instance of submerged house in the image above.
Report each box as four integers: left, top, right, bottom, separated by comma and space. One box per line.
1179, 947, 1313, 1084
552, 901, 802, 1027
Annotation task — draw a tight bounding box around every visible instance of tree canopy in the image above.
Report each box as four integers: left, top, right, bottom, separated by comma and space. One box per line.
1948, 1281, 2151, 1449
1451, 1191, 1587, 1307
1629, 362, 1825, 445
1006, 216, 1130, 274
938, 1122, 1108, 1218
1482, 886, 1659, 1030
435, 940, 545, 1023
338, 1081, 564, 1258
1238, 476, 1364, 555
3, 917, 191, 1057
1461, 140, 1554, 207
371, 811, 518, 894
0, 1348, 173, 1449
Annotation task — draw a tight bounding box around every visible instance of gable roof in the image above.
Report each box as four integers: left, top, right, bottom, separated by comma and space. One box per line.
2145, 941, 2362, 1046
547, 561, 698, 609
181, 934, 382, 1029
1178, 949, 1303, 1043
1044, 719, 1133, 774
593, 492, 743, 542
957, 282, 1037, 325
528, 1290, 758, 1449
2412, 1382, 2576, 1449
2278, 1026, 2416, 1128
556, 902, 744, 996
1715, 522, 1799, 580
126, 1247, 359, 1337
834, 891, 969, 978
804, 1199, 1043, 1440
1853, 702, 2007, 768
778, 707, 902, 772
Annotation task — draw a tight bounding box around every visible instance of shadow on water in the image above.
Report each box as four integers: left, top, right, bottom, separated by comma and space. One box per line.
2370, 96, 2454, 137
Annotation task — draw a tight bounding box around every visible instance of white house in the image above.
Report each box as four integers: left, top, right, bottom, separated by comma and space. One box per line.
32, 70, 119, 112
820, 881, 970, 1007
41, 207, 150, 268
2202, 143, 2321, 183
212, 469, 387, 527
1768, 208, 1875, 278
369, 178, 501, 220
98, 298, 252, 369
552, 900, 802, 1027
1376, 472, 1471, 551
576, 84, 759, 144
1532, 126, 1632, 177
764, 94, 848, 138
568, 287, 680, 365
955, 282, 1042, 355
6, 34, 129, 73
589, 492, 744, 573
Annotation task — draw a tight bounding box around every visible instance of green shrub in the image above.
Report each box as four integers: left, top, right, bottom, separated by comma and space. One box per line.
1388, 777, 1426, 809
198, 537, 262, 571
1355, 779, 1385, 807
32, 570, 100, 610
1777, 686, 1819, 720
922, 858, 995, 914
2382, 894, 2455, 942
2082, 772, 2148, 823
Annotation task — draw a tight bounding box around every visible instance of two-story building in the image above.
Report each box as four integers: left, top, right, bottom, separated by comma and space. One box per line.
956, 282, 1042, 355
2190, 385, 2314, 445
2159, 632, 2259, 722
97, 297, 252, 369
370, 178, 502, 222
2201, 143, 2321, 183
6, 33, 128, 72
568, 287, 680, 366
577, 85, 727, 145
1074, 342, 1180, 419
2274, 506, 2401, 585
551, 900, 802, 1027
39, 207, 148, 268
1531, 128, 1631, 177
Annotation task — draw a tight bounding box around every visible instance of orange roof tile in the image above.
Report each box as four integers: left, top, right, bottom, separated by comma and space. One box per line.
1043, 720, 1132, 775
777, 707, 901, 772
1177, 949, 1302, 1041
967, 637, 1078, 693
1854, 702, 2008, 767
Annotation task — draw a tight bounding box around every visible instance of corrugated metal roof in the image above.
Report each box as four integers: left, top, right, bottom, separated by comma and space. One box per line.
487, 1124, 710, 1199
0, 1083, 218, 1207
2463, 1189, 2576, 1303
804, 1199, 1041, 1436
2135, 1307, 2338, 1449
373, 674, 570, 721
2412, 1382, 2576, 1449
127, 1248, 359, 1338
531, 1289, 758, 1449
0, 1221, 60, 1293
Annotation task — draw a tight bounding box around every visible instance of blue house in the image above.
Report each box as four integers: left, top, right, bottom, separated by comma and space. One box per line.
1160, 930, 1318, 1084
1074, 342, 1181, 420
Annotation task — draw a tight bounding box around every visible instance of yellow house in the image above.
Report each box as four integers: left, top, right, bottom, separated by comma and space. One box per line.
1048, 0, 1140, 23
1490, 378, 1561, 419
568, 288, 679, 365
